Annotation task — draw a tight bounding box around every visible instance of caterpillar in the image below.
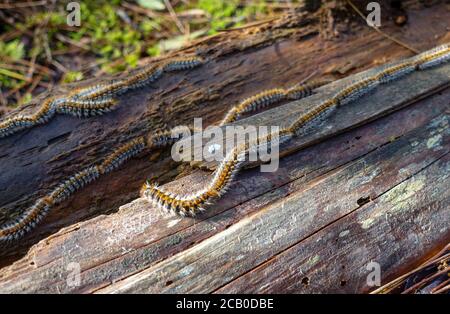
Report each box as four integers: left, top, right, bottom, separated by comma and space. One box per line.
414, 44, 450, 70
0, 197, 53, 242
0, 166, 100, 243
220, 89, 287, 125
0, 139, 146, 242
2, 44, 450, 242
124, 65, 164, 90
375, 60, 416, 83
288, 42, 450, 135
288, 98, 338, 135
69, 80, 127, 101
285, 79, 332, 100
332, 76, 380, 106
56, 97, 119, 118
0, 55, 204, 139
147, 126, 196, 149
124, 56, 204, 90
0, 97, 57, 138
0, 129, 189, 243
141, 141, 247, 216
99, 137, 147, 175
49, 166, 101, 205
162, 56, 205, 72
141, 128, 295, 216
219, 80, 331, 126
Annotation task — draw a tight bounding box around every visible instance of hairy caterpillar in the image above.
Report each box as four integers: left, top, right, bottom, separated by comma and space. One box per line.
124, 65, 164, 90
162, 56, 204, 72
99, 137, 147, 174
141, 128, 295, 216
219, 80, 331, 126
414, 44, 450, 70
0, 139, 146, 242
147, 126, 196, 149
3, 44, 450, 241
375, 60, 416, 83
288, 98, 338, 135
56, 98, 119, 117
49, 166, 101, 204
288, 43, 450, 135
0, 97, 57, 138
69, 80, 127, 101
0, 197, 53, 242
0, 166, 100, 243
220, 89, 287, 125
0, 56, 203, 139
0, 128, 187, 242
141, 142, 246, 216
285, 79, 332, 100
333, 76, 380, 106
124, 56, 204, 90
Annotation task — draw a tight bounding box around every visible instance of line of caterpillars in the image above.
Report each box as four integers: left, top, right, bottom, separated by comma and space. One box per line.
1, 44, 449, 242
0, 78, 328, 243
0, 57, 204, 138
141, 44, 450, 216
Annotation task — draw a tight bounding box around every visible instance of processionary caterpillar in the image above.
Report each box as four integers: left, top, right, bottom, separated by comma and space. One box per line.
219, 79, 331, 126
1, 44, 449, 242
143, 43, 450, 214
0, 56, 204, 139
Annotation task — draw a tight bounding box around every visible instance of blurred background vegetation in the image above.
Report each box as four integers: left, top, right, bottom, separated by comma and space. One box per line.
0, 0, 308, 113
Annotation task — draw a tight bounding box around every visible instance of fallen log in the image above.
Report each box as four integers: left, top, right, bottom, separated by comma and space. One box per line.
0, 1, 449, 293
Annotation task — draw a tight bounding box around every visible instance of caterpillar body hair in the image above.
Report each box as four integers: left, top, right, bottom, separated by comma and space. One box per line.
0, 197, 53, 243
375, 61, 415, 84
70, 80, 127, 100
1, 136, 149, 241
0, 55, 205, 140
0, 98, 57, 138
0, 166, 101, 242
414, 44, 450, 70
286, 79, 332, 100
238, 89, 287, 114
146, 126, 195, 149
220, 80, 333, 126
220, 89, 287, 125
333, 77, 379, 106
162, 56, 204, 72
50, 166, 100, 204
56, 98, 118, 117
124, 65, 164, 90
288, 98, 337, 135
141, 145, 245, 216
141, 129, 289, 216
99, 137, 147, 174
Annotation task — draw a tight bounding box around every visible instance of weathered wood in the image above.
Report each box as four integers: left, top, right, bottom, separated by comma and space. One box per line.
0, 85, 448, 293
97, 114, 450, 294
1, 4, 449, 264
215, 155, 450, 294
